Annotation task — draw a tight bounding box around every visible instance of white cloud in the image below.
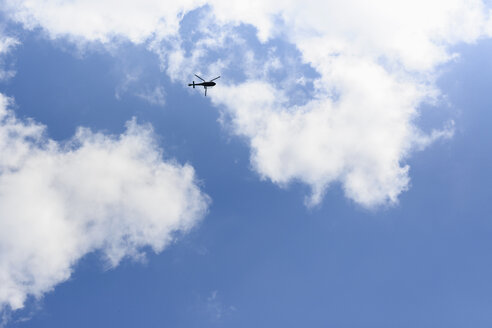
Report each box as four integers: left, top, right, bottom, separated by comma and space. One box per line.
212, 77, 452, 207
0, 94, 209, 311
3, 0, 203, 44
2, 0, 491, 207
211, 0, 491, 69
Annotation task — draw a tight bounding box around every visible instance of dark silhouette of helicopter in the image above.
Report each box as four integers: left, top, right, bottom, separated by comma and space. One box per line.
188, 74, 220, 96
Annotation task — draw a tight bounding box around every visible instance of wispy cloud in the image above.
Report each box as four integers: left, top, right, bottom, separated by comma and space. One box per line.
0, 35, 18, 80
136, 85, 166, 106
204, 290, 237, 321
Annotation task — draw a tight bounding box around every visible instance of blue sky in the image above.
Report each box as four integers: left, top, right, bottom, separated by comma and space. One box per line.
1, 2, 492, 327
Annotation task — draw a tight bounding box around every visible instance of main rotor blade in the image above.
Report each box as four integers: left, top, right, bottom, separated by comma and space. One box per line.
194, 74, 206, 82
209, 76, 221, 82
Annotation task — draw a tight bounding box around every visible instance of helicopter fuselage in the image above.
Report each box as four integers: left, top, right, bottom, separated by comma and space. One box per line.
193, 81, 216, 87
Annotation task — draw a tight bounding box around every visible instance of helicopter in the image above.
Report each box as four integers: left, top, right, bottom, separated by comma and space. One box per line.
188, 74, 220, 96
